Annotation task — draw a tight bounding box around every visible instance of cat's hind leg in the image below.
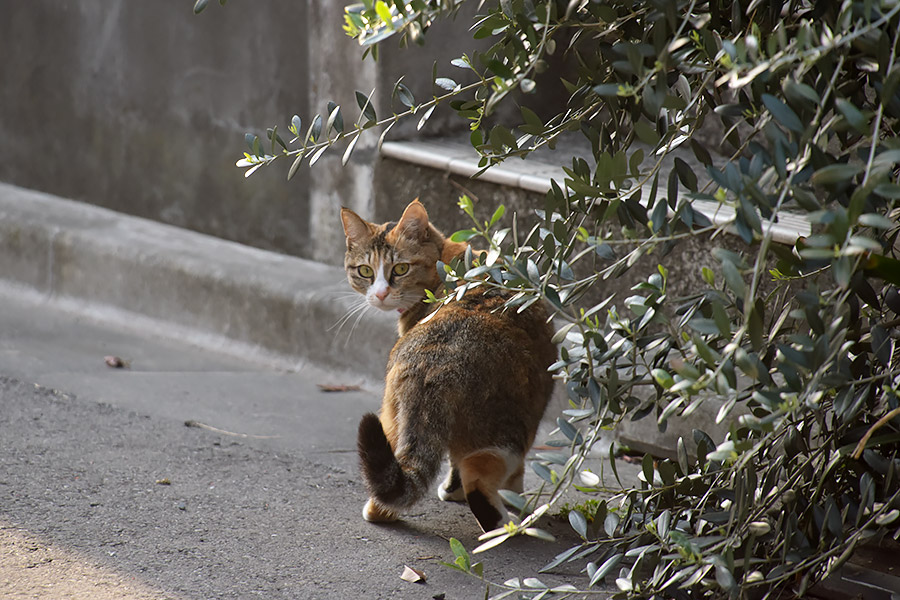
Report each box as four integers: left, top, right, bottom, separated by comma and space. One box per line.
363, 498, 399, 523
458, 449, 518, 532
502, 454, 526, 495
438, 464, 466, 502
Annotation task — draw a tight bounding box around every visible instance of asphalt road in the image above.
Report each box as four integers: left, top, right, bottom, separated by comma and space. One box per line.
0, 290, 626, 599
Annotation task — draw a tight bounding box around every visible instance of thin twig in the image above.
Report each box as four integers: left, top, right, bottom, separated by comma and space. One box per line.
851, 406, 900, 460
184, 420, 281, 440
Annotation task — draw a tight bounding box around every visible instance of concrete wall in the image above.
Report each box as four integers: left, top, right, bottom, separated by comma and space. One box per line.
1, 2, 310, 255
0, 1, 476, 264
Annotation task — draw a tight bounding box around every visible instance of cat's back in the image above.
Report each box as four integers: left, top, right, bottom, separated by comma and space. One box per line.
386, 287, 556, 444
393, 287, 554, 368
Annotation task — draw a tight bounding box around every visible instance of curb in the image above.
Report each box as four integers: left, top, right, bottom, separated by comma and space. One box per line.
0, 183, 396, 380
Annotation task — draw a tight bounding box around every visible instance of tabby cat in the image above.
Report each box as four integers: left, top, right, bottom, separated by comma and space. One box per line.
340, 199, 557, 532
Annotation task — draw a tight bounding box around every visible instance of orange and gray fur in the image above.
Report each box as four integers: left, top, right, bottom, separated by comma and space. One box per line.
340, 200, 557, 532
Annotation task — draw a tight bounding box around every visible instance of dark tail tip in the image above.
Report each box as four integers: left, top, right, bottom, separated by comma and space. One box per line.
357, 413, 406, 504
358, 413, 392, 471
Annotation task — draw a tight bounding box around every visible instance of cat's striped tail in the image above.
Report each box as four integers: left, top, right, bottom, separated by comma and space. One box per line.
357, 412, 441, 514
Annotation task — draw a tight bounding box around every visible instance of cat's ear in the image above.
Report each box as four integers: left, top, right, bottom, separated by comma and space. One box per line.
341, 207, 374, 247
396, 199, 430, 241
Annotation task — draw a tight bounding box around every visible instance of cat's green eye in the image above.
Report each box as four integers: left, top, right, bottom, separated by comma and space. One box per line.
392, 263, 410, 276
357, 265, 374, 278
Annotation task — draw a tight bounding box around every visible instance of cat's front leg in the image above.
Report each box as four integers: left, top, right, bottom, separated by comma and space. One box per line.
437, 464, 466, 502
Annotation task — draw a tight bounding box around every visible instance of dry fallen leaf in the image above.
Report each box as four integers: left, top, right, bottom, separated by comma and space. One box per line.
317, 384, 362, 393
155, 478, 171, 486
104, 355, 130, 369
400, 565, 426, 584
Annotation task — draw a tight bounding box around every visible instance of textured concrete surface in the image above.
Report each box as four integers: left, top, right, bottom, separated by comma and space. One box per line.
0, 1, 314, 257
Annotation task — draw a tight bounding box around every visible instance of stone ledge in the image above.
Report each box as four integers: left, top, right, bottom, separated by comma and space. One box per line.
381, 139, 811, 245
0, 182, 396, 380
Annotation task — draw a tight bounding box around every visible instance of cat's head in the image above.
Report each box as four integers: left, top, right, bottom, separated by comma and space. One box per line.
340, 199, 447, 313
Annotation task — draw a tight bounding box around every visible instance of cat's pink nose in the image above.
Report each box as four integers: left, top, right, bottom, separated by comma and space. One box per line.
375, 289, 390, 301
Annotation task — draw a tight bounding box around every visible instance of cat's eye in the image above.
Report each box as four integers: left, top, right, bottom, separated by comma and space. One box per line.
357, 265, 374, 278
392, 263, 410, 276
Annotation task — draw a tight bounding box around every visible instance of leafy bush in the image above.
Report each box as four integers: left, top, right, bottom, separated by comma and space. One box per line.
231, 0, 900, 597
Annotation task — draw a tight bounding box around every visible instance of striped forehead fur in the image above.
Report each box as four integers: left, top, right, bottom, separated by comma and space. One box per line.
361, 222, 398, 264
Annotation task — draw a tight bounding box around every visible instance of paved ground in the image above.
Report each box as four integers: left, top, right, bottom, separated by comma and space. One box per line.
0, 289, 634, 599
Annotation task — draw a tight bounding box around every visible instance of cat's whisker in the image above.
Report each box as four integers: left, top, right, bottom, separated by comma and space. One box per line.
343, 303, 372, 347
329, 300, 369, 336
332, 299, 368, 326
327, 291, 364, 299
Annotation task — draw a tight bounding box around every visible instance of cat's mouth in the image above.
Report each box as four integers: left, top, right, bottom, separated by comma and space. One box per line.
368, 296, 410, 314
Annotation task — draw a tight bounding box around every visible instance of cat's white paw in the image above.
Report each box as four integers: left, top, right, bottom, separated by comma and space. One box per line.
437, 485, 466, 502
363, 498, 399, 522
